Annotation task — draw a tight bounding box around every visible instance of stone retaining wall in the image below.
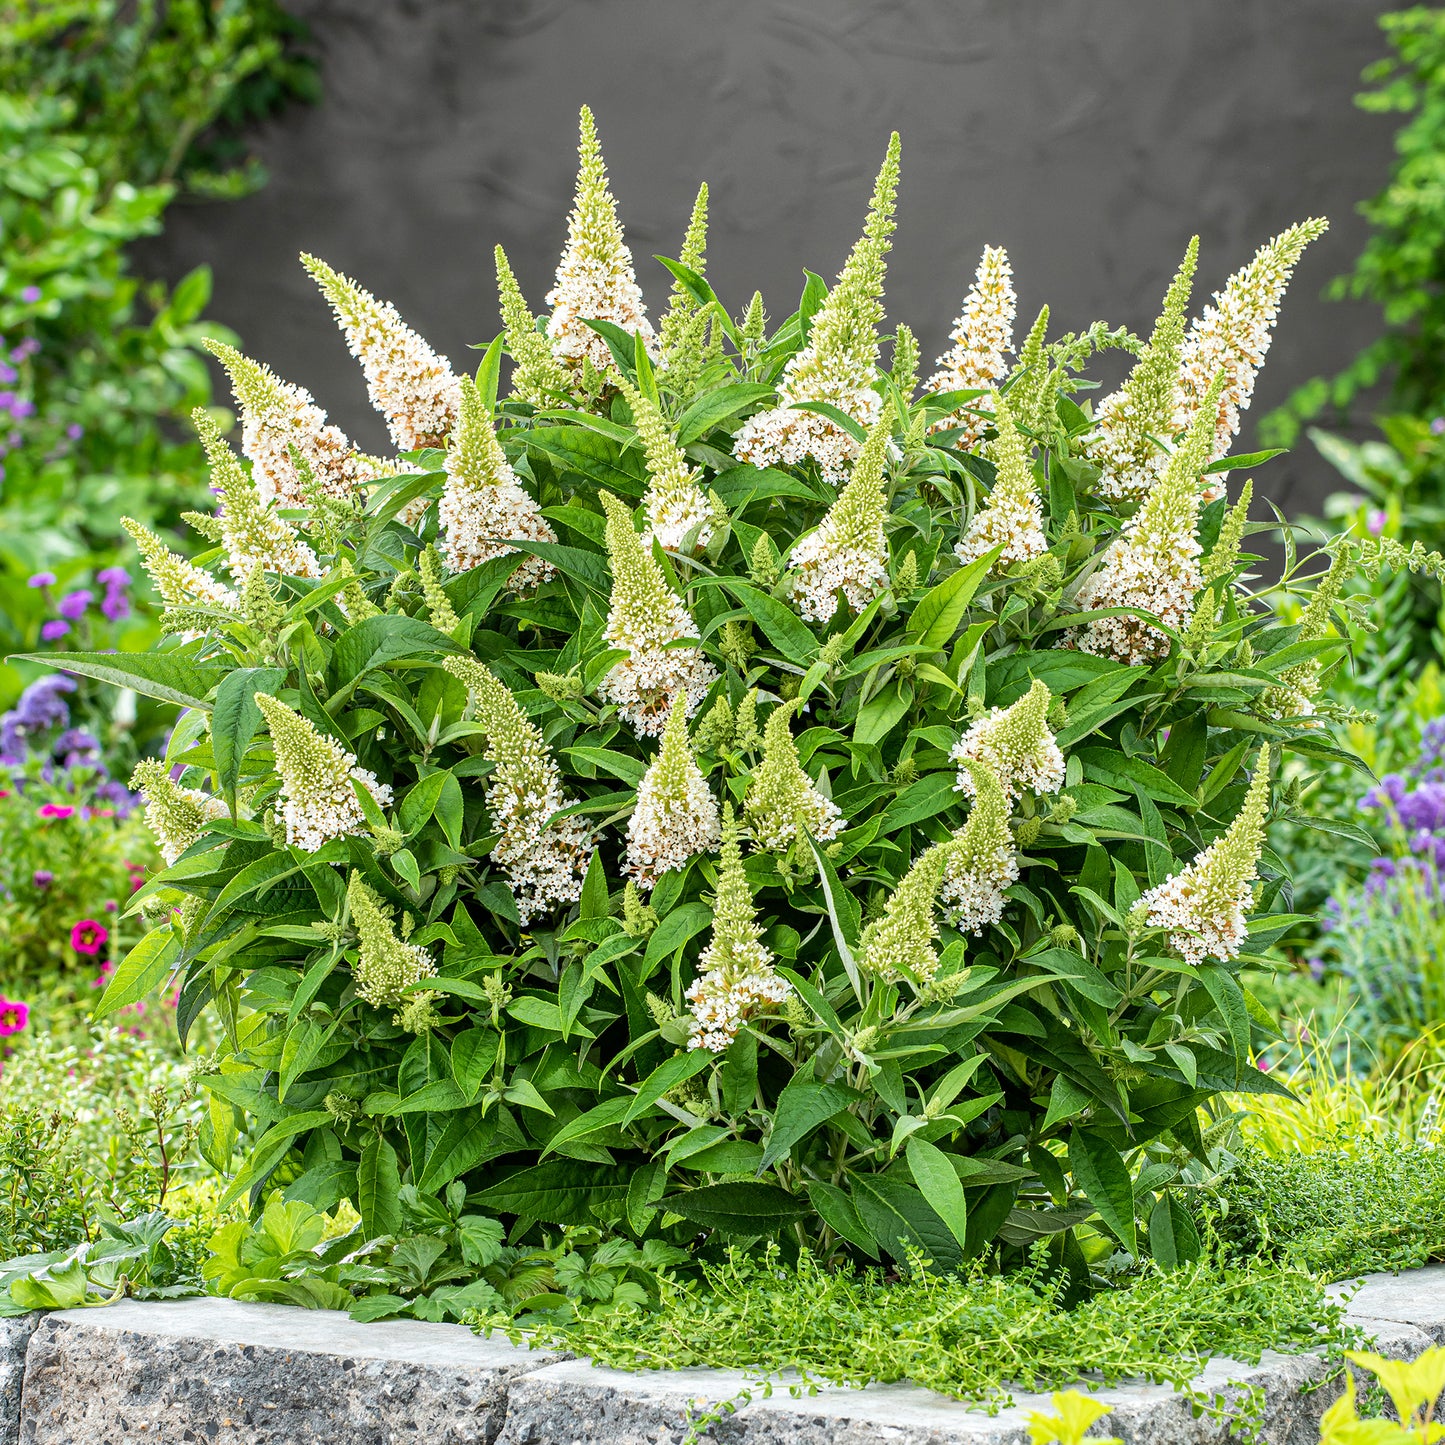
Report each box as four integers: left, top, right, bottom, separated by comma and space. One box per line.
2, 1266, 1441, 1445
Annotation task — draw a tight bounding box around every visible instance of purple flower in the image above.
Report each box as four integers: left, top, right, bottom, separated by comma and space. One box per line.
58, 589, 92, 620
10, 339, 37, 362
1368, 509, 1388, 536
12, 398, 34, 420
26, 572, 54, 589
65, 423, 82, 441
19, 286, 40, 304
1432, 417, 1445, 436
95, 567, 129, 588
31, 870, 52, 889
0, 365, 15, 385
100, 588, 130, 622
39, 619, 69, 641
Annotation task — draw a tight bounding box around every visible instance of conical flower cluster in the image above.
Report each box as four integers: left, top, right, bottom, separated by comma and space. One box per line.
1262, 549, 1349, 721
858, 842, 949, 984
302, 254, 461, 451
1082, 237, 1198, 502
734, 134, 900, 482
927, 246, 1016, 447
346, 873, 436, 1008
194, 410, 320, 582
790, 417, 891, 622
545, 106, 656, 379
745, 700, 845, 850
204, 339, 362, 505
625, 695, 720, 888
1177, 219, 1328, 468
685, 805, 790, 1052
951, 679, 1065, 807
597, 491, 717, 735
1072, 377, 1222, 663
443, 657, 590, 922
621, 379, 713, 552
438, 376, 557, 588
495, 244, 569, 407
658, 183, 714, 395
130, 759, 229, 865
255, 694, 392, 852
122, 517, 237, 614
1140, 746, 1271, 966
940, 760, 1017, 934
953, 390, 1047, 571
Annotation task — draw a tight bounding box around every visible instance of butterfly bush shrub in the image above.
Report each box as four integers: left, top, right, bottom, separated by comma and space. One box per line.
39, 109, 1439, 1271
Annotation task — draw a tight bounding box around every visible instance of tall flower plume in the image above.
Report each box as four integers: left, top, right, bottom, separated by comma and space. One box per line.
745, 700, 845, 851
790, 416, 891, 622
130, 759, 228, 866
255, 693, 392, 852
122, 517, 236, 614
1072, 374, 1224, 663
940, 760, 1018, 935
193, 410, 320, 582
626, 694, 721, 889
620, 378, 713, 552
1140, 745, 1271, 966
858, 841, 949, 984
953, 389, 1047, 572
1082, 236, 1199, 502
545, 106, 656, 379
927, 245, 1017, 447
951, 679, 1065, 807
685, 804, 790, 1052
438, 375, 557, 588
1178, 219, 1328, 467
443, 657, 590, 922
659, 182, 714, 396
204, 339, 362, 506
1262, 549, 1350, 721
302, 253, 462, 451
495, 244, 569, 407
734, 133, 900, 482
597, 491, 717, 735
346, 872, 436, 1008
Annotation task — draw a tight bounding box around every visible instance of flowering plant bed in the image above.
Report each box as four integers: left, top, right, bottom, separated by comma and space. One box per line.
24, 110, 1438, 1274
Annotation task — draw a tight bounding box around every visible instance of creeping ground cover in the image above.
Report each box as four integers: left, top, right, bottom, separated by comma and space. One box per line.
20, 110, 1445, 1305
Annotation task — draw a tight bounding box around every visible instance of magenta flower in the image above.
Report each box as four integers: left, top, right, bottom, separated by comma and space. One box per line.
58, 589, 92, 620
27, 571, 55, 589
19, 286, 40, 304
1367, 509, 1388, 536
70, 919, 108, 955
37, 803, 74, 819
40, 620, 69, 641
90, 960, 114, 990
0, 998, 29, 1037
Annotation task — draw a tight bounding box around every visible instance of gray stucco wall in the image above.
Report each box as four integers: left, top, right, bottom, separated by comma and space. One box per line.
147, 0, 1399, 512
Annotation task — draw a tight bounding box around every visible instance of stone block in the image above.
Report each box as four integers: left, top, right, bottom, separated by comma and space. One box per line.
0, 1316, 38, 1445
19, 1296, 563, 1445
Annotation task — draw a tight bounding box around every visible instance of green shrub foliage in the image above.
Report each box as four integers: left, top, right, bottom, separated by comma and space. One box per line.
48, 111, 1417, 1271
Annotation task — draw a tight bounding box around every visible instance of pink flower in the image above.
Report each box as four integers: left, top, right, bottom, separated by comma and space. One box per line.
70, 919, 108, 955
89, 961, 114, 990
0, 998, 30, 1036
38, 803, 74, 819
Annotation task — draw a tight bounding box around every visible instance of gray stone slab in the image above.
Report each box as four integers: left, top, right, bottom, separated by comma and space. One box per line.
0, 1316, 38, 1445
19, 1296, 565, 1445
1340, 1266, 1445, 1344
494, 1349, 1346, 1445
